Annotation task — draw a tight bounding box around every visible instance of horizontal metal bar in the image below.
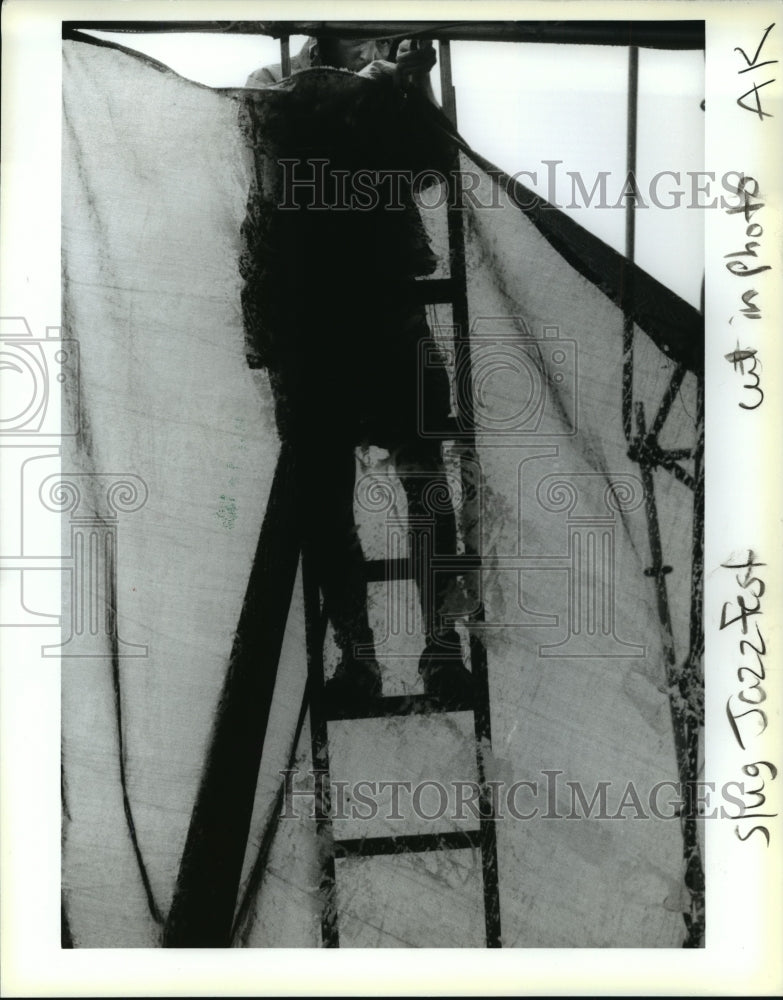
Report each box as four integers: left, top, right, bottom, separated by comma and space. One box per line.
334, 827, 482, 858
364, 551, 583, 583
364, 557, 413, 583
63, 20, 705, 49
325, 691, 474, 720
364, 553, 486, 582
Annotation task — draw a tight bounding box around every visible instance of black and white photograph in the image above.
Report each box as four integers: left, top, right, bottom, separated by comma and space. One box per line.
1, 0, 781, 994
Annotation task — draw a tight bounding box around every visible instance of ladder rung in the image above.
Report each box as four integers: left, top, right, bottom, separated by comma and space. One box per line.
364, 552, 483, 582
334, 828, 482, 859
364, 557, 412, 582
406, 277, 456, 305
325, 691, 474, 721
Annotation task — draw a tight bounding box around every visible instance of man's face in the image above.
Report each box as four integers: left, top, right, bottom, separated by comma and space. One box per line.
330, 38, 391, 71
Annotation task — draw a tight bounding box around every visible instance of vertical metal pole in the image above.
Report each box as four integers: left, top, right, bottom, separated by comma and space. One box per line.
683, 371, 705, 947
682, 282, 705, 947
624, 46, 639, 270
439, 37, 502, 949
690, 279, 705, 675
280, 35, 291, 78
438, 39, 458, 127
621, 45, 639, 443
301, 548, 339, 948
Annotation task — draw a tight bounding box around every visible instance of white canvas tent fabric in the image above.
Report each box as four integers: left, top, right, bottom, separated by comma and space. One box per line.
61, 35, 702, 948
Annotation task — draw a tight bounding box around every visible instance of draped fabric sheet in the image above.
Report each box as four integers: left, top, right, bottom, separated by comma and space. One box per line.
61, 36, 702, 948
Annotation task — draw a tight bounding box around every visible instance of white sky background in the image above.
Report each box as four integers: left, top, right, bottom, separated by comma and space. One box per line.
85, 30, 705, 307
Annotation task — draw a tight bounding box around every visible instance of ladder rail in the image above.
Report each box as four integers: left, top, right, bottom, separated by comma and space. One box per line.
440, 39, 502, 947
302, 550, 341, 947
299, 39, 503, 949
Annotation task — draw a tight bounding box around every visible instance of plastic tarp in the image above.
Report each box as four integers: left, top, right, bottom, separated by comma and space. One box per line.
61, 35, 702, 948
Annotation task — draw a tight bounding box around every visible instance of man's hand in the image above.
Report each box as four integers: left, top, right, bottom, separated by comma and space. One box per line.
355, 38, 439, 105
394, 39, 438, 103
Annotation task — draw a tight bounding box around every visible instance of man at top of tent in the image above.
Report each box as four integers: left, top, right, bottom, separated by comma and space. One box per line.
246, 34, 439, 98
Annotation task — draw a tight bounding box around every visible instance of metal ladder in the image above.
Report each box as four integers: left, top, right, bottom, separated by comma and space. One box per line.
297, 39, 502, 947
